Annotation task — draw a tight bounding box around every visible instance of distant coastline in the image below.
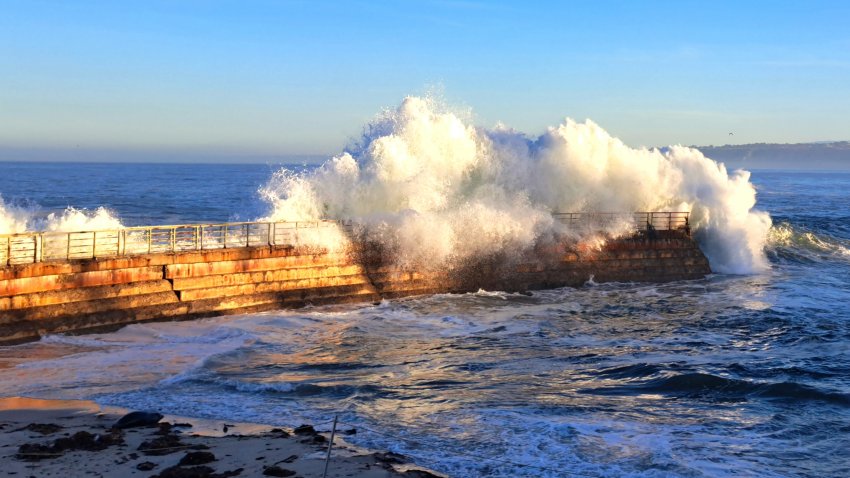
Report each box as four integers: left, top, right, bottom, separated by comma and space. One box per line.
693, 141, 850, 171
2, 141, 849, 170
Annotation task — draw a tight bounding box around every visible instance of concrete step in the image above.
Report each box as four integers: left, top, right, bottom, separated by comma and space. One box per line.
0, 280, 173, 310
176, 274, 374, 301
171, 264, 366, 291
1, 291, 180, 323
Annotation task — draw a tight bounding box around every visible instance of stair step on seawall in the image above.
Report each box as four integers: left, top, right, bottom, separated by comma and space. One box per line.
0, 280, 173, 311
0, 302, 192, 345
183, 283, 380, 314
170, 264, 366, 291
0, 291, 180, 324
164, 253, 352, 279
0, 266, 165, 297
175, 274, 373, 301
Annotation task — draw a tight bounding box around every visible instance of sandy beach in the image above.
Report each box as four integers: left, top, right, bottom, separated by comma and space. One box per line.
0, 397, 441, 478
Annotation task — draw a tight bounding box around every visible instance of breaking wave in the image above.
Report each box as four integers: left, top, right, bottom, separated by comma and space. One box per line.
766, 221, 850, 263
0, 195, 123, 235
259, 96, 771, 274
583, 371, 850, 405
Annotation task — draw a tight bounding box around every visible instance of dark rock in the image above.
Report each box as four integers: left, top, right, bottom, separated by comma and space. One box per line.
17, 429, 125, 460
53, 430, 124, 452
153, 466, 215, 478
155, 422, 174, 435
269, 428, 290, 438
16, 423, 63, 435
136, 461, 158, 471
279, 454, 298, 464
154, 466, 242, 478
113, 411, 164, 429
292, 425, 315, 435
16, 443, 57, 461
173, 423, 193, 428
373, 451, 406, 464
179, 451, 216, 466
138, 434, 185, 455
262, 466, 296, 477
299, 434, 325, 444
404, 470, 442, 478
342, 428, 356, 435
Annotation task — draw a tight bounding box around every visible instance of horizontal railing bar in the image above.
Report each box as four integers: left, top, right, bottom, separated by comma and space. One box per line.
1, 214, 687, 266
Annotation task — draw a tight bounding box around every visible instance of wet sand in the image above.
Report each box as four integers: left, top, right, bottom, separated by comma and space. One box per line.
0, 397, 441, 478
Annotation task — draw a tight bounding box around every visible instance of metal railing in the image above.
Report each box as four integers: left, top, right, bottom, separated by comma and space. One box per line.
1, 212, 690, 267
1, 220, 350, 266
553, 211, 690, 233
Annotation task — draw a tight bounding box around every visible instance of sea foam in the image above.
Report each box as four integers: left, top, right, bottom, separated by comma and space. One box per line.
0, 194, 123, 235
259, 96, 771, 274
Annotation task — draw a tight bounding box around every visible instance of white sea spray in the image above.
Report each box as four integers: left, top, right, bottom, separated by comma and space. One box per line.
259, 96, 771, 274
0, 194, 123, 234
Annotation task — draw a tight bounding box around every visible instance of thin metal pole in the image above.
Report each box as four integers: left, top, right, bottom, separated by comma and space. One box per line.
322, 415, 338, 478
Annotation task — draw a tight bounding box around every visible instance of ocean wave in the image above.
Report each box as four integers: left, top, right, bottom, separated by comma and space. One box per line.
0, 194, 123, 234
258, 95, 771, 274
583, 372, 850, 405
766, 222, 850, 263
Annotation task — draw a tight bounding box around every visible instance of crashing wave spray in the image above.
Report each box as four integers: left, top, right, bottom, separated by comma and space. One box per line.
259, 96, 771, 274
0, 195, 123, 235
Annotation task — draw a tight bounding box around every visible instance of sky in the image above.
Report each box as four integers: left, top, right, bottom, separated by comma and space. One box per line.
1, 0, 848, 162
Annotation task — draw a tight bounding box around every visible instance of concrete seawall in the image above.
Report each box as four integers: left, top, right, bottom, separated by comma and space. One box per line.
0, 232, 710, 344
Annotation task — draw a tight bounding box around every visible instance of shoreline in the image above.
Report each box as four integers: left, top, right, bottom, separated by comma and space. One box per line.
0, 396, 443, 478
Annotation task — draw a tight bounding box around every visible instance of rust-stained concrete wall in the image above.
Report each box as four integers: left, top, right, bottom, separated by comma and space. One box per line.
0, 233, 710, 344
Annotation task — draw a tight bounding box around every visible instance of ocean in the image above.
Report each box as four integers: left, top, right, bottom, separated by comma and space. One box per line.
1, 160, 848, 477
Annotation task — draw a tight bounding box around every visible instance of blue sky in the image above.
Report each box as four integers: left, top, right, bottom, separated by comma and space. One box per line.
1, 0, 848, 161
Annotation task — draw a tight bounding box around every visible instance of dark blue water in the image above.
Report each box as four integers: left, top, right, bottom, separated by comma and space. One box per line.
1, 163, 849, 478
0, 161, 313, 225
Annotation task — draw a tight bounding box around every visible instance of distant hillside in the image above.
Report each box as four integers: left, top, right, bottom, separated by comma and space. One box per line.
693, 142, 850, 170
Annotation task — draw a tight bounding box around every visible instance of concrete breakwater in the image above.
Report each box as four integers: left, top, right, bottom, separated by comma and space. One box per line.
0, 217, 711, 344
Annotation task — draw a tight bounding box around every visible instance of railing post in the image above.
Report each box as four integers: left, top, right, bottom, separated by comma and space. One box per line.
195, 226, 200, 250
268, 222, 273, 246
67, 232, 71, 260
223, 224, 228, 249
200, 225, 205, 250
148, 228, 152, 254
93, 231, 97, 258
245, 223, 249, 247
